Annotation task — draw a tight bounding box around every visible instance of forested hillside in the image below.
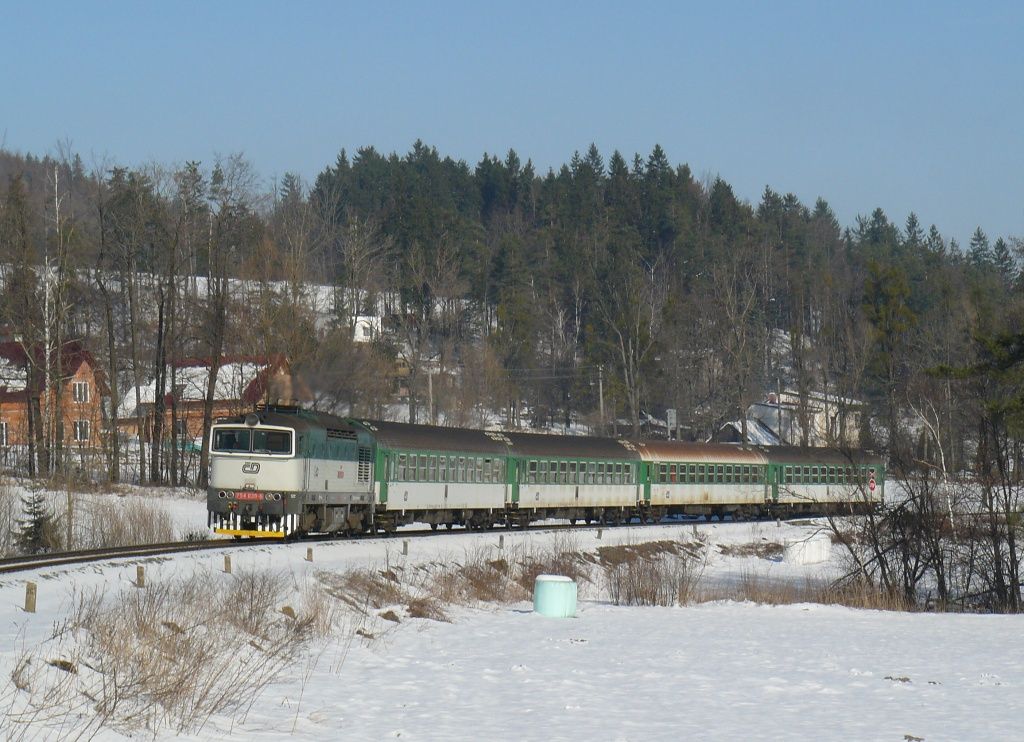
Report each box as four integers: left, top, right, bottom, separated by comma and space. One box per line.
0, 142, 1021, 486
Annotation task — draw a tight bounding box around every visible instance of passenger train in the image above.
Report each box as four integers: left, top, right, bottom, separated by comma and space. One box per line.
206, 407, 885, 538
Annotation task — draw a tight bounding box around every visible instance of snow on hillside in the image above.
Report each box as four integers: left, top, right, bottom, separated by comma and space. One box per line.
0, 498, 1018, 740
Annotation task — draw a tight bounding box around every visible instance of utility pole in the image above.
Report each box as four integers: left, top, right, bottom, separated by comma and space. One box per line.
598, 365, 604, 433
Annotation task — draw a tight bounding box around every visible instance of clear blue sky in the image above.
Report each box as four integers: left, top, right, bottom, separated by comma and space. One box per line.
2, 1, 1021, 244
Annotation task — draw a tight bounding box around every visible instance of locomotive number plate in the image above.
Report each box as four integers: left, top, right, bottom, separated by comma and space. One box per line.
235, 491, 263, 501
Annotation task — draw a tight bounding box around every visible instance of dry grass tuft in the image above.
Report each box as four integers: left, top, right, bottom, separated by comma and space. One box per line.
406, 597, 449, 622
1, 568, 336, 739
692, 570, 911, 611
718, 541, 783, 560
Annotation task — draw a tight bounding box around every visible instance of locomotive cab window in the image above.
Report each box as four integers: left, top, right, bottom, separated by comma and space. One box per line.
213, 428, 252, 452
252, 429, 292, 455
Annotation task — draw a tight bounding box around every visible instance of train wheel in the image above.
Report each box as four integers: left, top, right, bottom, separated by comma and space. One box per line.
431, 523, 438, 531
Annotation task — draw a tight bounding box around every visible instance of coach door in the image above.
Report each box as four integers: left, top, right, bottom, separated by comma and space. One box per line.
507, 457, 519, 505
766, 464, 779, 504
377, 449, 389, 505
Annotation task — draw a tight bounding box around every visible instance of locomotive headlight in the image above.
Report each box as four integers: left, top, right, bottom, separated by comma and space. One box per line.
218, 491, 227, 499
264, 492, 274, 501
273, 493, 282, 501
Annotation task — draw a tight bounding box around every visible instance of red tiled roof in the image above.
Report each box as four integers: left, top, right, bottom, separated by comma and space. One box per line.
0, 340, 108, 395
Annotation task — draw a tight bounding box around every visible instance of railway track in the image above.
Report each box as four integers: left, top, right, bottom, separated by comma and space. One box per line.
0, 515, 794, 576
0, 538, 281, 575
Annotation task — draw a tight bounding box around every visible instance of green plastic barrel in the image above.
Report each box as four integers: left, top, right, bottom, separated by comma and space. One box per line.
533, 574, 577, 618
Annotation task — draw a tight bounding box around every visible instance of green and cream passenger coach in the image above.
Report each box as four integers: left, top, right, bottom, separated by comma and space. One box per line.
207, 407, 885, 538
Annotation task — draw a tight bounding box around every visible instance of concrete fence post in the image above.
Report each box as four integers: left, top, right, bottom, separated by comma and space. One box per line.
136, 566, 145, 588
24, 582, 37, 613
305, 547, 313, 562
223, 555, 232, 574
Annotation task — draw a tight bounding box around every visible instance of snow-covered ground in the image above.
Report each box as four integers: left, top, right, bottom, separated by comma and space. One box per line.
1, 490, 1019, 740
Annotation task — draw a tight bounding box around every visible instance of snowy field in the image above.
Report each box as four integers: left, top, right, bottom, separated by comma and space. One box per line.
1, 490, 1020, 740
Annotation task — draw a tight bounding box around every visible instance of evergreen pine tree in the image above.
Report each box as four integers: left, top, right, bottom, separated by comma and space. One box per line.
992, 238, 1015, 283
16, 490, 55, 554
968, 227, 992, 268
904, 212, 924, 249
926, 225, 946, 255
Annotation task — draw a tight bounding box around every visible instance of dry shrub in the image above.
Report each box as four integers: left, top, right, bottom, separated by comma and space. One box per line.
596, 540, 684, 567
693, 571, 910, 611
406, 597, 449, 622
512, 535, 592, 593
1, 568, 327, 739
600, 540, 701, 606
718, 541, 783, 559
75, 497, 177, 548
329, 568, 407, 611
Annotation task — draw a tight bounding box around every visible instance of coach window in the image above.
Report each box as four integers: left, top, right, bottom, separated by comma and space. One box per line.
658, 463, 667, 484
584, 462, 593, 484
528, 460, 537, 484
724, 465, 733, 483
426, 456, 435, 481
